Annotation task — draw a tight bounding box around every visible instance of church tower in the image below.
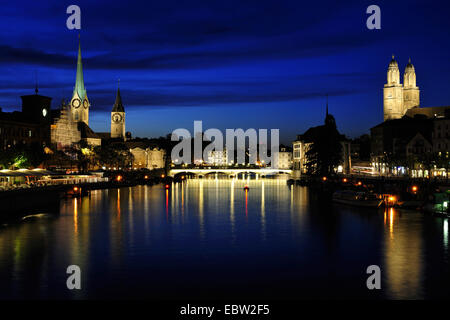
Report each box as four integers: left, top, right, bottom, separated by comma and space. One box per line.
403, 58, 420, 111
383, 55, 404, 121
70, 37, 90, 125
111, 82, 125, 139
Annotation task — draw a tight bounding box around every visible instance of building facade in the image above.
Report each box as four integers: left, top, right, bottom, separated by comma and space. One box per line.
278, 146, 292, 169
207, 149, 228, 166
0, 92, 52, 150
129, 145, 166, 170
383, 56, 420, 121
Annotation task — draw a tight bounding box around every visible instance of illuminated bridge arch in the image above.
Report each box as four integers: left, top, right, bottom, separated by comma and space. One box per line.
169, 168, 292, 177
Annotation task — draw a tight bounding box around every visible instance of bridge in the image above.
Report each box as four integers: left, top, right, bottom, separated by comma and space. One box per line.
169, 168, 292, 177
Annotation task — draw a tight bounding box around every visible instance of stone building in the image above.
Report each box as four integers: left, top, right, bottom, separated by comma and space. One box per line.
147, 147, 165, 169
128, 142, 166, 170
277, 146, 292, 169
0, 92, 52, 150
383, 56, 420, 121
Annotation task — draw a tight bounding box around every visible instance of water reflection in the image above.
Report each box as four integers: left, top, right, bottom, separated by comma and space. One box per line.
383, 207, 424, 299
444, 219, 448, 251
0, 178, 449, 299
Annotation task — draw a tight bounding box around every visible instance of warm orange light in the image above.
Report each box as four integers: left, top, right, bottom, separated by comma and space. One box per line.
165, 184, 170, 189
412, 186, 418, 192
357, 181, 362, 186
144, 175, 148, 179
73, 187, 78, 192
343, 178, 347, 183
181, 176, 185, 180
322, 176, 327, 181
161, 174, 165, 178
116, 175, 122, 182
388, 196, 396, 202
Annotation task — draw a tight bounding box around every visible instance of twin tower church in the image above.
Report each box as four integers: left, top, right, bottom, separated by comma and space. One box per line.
383, 55, 420, 121
51, 39, 126, 149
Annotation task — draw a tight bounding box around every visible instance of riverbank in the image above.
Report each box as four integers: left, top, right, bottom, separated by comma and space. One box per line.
0, 169, 173, 218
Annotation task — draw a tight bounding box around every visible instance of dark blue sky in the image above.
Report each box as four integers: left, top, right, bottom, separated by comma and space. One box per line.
1, 0, 450, 143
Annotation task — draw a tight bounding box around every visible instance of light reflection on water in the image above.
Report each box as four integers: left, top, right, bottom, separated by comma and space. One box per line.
0, 177, 449, 299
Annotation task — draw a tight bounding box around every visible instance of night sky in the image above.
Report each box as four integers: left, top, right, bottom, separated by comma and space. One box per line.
1, 0, 450, 144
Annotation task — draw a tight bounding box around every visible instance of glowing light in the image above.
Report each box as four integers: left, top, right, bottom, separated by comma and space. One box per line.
73, 186, 79, 192
165, 184, 170, 189
357, 181, 362, 186
116, 175, 123, 182
343, 178, 347, 183
144, 175, 148, 179
161, 174, 165, 178
412, 185, 418, 192
322, 176, 327, 181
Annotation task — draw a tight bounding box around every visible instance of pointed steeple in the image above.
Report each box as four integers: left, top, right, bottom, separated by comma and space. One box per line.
73, 35, 87, 102
34, 70, 38, 94
112, 79, 124, 112
324, 94, 336, 127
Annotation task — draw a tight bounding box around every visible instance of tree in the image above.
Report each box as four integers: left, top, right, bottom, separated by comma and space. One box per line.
0, 142, 46, 169
97, 142, 133, 169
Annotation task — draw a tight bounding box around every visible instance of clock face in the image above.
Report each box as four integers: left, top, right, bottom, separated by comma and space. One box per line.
42, 108, 47, 117
112, 113, 122, 123
72, 98, 81, 108
83, 99, 89, 109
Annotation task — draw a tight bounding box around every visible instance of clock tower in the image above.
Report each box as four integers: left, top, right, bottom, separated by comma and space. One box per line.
70, 37, 90, 125
111, 83, 125, 140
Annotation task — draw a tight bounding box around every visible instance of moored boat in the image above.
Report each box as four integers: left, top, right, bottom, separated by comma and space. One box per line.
332, 190, 383, 208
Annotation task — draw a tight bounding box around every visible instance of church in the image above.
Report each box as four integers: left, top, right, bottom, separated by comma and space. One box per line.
383, 55, 449, 121
371, 56, 450, 176
51, 38, 126, 150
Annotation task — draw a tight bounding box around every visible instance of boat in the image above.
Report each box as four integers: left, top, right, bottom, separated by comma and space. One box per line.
332, 190, 383, 208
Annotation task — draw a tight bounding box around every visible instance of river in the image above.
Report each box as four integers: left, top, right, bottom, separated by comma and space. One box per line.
0, 177, 449, 299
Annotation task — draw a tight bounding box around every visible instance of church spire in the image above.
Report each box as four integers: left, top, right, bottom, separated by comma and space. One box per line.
112, 80, 125, 112
34, 70, 38, 94
73, 34, 87, 102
